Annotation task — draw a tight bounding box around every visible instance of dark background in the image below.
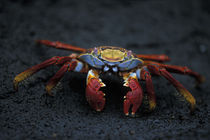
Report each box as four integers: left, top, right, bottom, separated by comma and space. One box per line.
0, 0, 210, 139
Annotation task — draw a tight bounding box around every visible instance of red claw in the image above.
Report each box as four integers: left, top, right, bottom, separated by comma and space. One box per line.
124, 78, 143, 116
86, 78, 105, 111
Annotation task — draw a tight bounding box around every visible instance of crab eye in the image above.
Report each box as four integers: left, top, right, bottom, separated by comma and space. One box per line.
93, 47, 98, 55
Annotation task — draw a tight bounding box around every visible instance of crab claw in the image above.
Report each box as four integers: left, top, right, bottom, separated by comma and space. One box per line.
123, 76, 143, 116
86, 69, 106, 111
86, 78, 105, 111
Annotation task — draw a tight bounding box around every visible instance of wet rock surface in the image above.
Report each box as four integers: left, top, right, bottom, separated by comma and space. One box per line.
0, 0, 210, 139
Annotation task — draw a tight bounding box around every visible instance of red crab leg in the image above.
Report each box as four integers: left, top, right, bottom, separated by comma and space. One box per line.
144, 61, 205, 85
147, 64, 196, 112
123, 73, 143, 116
36, 40, 86, 53
13, 56, 72, 91
136, 54, 170, 62
86, 69, 106, 111
46, 61, 78, 95
138, 67, 156, 111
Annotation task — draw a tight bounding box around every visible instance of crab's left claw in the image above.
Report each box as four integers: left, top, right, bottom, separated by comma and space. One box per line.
123, 73, 143, 116
86, 69, 106, 111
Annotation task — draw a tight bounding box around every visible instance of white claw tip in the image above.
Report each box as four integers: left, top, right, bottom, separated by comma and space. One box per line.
100, 83, 106, 87
131, 112, 135, 115
123, 82, 129, 87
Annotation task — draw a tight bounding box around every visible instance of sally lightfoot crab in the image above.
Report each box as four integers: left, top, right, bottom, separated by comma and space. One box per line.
13, 40, 204, 116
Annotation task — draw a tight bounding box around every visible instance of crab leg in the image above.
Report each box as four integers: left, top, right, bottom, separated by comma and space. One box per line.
13, 56, 73, 91
136, 67, 156, 111
45, 61, 78, 95
123, 72, 143, 116
147, 64, 196, 112
36, 40, 86, 53
144, 61, 205, 85
86, 69, 106, 111
136, 54, 170, 62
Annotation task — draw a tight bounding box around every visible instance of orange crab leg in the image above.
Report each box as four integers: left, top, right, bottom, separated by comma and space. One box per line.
13, 56, 72, 91
36, 40, 86, 53
144, 61, 205, 85
46, 61, 77, 95
147, 64, 196, 112
123, 73, 143, 116
86, 69, 106, 111
136, 54, 170, 62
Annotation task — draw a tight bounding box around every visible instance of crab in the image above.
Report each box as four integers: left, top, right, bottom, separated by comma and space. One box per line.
13, 40, 204, 116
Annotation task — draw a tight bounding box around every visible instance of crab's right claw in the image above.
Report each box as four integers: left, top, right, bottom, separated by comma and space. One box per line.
86, 69, 106, 111
86, 78, 105, 111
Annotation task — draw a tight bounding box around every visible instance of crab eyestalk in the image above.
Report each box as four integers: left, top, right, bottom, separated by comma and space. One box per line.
86, 69, 106, 111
